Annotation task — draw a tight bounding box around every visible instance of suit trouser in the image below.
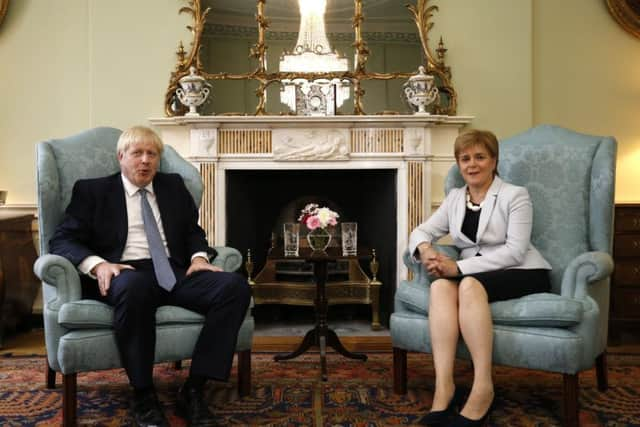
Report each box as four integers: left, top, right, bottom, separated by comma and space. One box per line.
82, 259, 251, 389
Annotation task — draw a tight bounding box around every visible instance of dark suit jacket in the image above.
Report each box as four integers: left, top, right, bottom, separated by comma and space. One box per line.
49, 172, 215, 269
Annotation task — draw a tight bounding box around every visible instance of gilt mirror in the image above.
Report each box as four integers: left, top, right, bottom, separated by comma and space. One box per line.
165, 0, 457, 116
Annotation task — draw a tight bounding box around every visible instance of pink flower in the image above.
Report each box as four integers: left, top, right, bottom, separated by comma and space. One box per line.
328, 217, 337, 226
306, 216, 321, 230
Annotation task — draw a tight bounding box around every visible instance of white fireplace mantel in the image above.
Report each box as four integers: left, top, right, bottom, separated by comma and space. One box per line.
150, 114, 473, 282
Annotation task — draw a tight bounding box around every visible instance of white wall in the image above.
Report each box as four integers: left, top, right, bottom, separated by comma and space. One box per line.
533, 0, 640, 202
0, 0, 189, 205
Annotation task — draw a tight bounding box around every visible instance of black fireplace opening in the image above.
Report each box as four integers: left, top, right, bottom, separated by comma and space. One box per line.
225, 169, 397, 328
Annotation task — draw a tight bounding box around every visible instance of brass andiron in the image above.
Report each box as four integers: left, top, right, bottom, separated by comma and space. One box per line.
369, 248, 382, 330
370, 249, 379, 282
246, 249, 256, 285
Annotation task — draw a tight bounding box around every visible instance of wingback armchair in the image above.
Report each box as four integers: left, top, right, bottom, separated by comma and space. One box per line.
390, 125, 616, 427
34, 127, 254, 426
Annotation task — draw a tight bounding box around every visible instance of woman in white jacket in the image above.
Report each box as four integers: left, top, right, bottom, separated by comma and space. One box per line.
410, 129, 551, 427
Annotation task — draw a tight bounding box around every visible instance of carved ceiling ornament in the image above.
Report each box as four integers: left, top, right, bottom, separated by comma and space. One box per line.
606, 0, 640, 39
165, 0, 458, 117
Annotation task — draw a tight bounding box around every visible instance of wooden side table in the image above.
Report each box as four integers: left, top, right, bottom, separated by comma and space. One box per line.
269, 246, 368, 381
0, 213, 40, 347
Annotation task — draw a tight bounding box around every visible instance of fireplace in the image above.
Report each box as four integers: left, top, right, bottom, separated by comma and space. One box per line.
150, 114, 472, 329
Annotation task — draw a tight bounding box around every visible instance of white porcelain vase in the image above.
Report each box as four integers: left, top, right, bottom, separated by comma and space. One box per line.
403, 65, 439, 115
176, 66, 211, 116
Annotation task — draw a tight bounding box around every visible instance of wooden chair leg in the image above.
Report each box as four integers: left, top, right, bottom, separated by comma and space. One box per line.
393, 347, 408, 395
173, 360, 182, 370
595, 352, 608, 391
237, 349, 251, 397
63, 373, 77, 427
562, 373, 579, 427
46, 361, 56, 389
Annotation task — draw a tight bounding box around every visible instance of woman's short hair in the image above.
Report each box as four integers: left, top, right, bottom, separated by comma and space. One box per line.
117, 126, 164, 155
454, 129, 499, 175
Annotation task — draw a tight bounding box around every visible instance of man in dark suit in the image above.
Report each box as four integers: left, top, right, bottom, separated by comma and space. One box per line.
50, 126, 250, 427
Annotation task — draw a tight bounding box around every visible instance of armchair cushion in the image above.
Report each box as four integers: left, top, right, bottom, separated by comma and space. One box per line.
490, 293, 583, 327
59, 301, 205, 329
396, 280, 583, 328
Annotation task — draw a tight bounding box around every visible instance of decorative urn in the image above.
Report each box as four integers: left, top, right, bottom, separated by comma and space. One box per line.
403, 65, 439, 115
176, 66, 210, 116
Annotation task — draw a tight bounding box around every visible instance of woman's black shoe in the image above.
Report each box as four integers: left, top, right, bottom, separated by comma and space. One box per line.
418, 388, 463, 426
449, 398, 494, 427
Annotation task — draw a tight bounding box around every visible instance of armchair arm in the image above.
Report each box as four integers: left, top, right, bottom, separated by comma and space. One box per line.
33, 254, 82, 309
560, 251, 614, 299
210, 246, 243, 272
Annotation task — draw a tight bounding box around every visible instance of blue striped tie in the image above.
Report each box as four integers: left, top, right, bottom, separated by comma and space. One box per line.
140, 189, 176, 291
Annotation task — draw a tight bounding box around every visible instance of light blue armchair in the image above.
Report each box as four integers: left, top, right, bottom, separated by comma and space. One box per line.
34, 127, 254, 426
390, 125, 616, 427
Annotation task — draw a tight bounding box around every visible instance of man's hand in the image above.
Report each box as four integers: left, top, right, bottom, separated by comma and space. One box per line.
91, 262, 134, 296
186, 256, 223, 276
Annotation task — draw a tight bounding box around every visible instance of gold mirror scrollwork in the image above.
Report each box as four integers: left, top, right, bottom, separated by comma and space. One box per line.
0, 0, 9, 28
165, 0, 457, 116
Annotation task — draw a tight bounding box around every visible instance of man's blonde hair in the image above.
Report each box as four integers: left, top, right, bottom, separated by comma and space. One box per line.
117, 126, 164, 155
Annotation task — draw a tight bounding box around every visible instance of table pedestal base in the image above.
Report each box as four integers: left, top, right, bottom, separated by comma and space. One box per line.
274, 327, 367, 381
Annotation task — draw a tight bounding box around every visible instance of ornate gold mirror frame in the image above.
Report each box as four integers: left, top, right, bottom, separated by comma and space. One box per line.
606, 0, 640, 39
164, 0, 457, 116
0, 0, 9, 27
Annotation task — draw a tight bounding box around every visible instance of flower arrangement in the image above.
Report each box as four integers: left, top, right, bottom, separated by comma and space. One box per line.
298, 203, 339, 230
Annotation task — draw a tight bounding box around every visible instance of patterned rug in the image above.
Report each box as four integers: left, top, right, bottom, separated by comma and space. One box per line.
0, 352, 639, 426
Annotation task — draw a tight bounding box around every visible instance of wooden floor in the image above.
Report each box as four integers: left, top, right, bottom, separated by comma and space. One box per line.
4, 328, 640, 357
0, 328, 393, 356
253, 335, 392, 353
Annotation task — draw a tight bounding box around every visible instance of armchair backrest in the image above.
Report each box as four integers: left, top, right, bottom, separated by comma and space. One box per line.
36, 126, 203, 256
445, 125, 616, 293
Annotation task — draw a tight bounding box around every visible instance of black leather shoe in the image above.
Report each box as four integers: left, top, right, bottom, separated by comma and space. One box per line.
131, 390, 169, 427
449, 397, 494, 427
176, 384, 218, 426
418, 388, 464, 426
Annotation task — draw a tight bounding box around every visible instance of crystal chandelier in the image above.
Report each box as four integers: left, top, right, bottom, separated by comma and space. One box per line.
279, 0, 350, 114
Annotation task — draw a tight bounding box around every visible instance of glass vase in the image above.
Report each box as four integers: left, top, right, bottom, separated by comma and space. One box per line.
307, 227, 331, 252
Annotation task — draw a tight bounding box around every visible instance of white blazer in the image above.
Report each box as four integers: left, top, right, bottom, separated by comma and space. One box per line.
408, 176, 551, 275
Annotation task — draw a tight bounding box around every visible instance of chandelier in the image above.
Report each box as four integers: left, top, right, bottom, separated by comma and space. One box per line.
279, 0, 350, 115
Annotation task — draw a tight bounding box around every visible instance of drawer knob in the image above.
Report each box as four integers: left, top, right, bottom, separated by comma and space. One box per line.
634, 218, 640, 227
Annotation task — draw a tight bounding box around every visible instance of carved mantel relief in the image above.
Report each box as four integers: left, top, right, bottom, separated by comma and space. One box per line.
273, 129, 350, 161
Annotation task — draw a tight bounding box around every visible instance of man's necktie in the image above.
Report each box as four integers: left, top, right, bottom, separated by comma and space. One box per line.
140, 189, 176, 291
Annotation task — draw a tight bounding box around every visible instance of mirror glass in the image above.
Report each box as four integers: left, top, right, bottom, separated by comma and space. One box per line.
200, 0, 260, 115
361, 0, 423, 114
267, 0, 355, 114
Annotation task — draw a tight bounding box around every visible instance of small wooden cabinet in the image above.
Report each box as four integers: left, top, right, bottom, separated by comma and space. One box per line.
0, 213, 40, 347
610, 204, 640, 342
